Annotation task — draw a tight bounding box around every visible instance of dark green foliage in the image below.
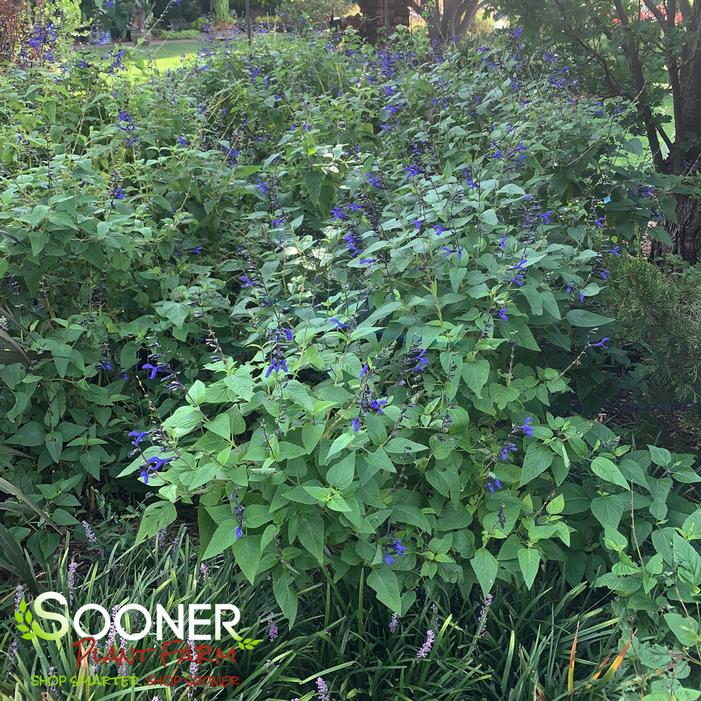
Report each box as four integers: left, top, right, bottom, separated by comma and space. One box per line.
607, 255, 701, 402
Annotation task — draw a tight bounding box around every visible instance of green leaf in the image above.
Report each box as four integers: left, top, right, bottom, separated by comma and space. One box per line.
163, 406, 202, 438
517, 548, 540, 590
135, 501, 177, 545
663, 613, 699, 647
471, 548, 498, 597
546, 494, 565, 515
302, 423, 325, 453
205, 413, 231, 441
520, 444, 554, 485
232, 535, 261, 585
44, 432, 63, 464
157, 301, 190, 328
326, 432, 354, 461
384, 437, 428, 454
647, 444, 671, 467
202, 519, 238, 560
591, 457, 629, 490
326, 453, 355, 489
367, 567, 402, 612
273, 568, 298, 625
298, 514, 325, 565
462, 359, 490, 398
565, 310, 615, 327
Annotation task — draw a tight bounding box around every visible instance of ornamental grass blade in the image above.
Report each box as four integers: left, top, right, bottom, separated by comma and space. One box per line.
567, 622, 579, 700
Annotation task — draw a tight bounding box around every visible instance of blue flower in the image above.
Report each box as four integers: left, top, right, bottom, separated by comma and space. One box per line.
256, 179, 269, 195
599, 269, 610, 281
592, 337, 609, 349
189, 246, 203, 255
369, 398, 387, 414
384, 551, 395, 565
404, 163, 421, 177
177, 136, 189, 147
142, 363, 167, 379
360, 364, 369, 377
366, 173, 383, 189
128, 430, 148, 446
240, 275, 256, 288
235, 526, 243, 540
607, 245, 621, 257
499, 307, 509, 321
410, 348, 428, 372
392, 538, 406, 556
433, 224, 445, 236
594, 216, 606, 228
265, 357, 288, 377
512, 26, 523, 38
511, 258, 528, 271
500, 442, 517, 461
330, 317, 349, 330
352, 416, 361, 433
520, 417, 534, 436
331, 206, 347, 220
538, 210, 554, 224
498, 236, 507, 250
510, 273, 525, 287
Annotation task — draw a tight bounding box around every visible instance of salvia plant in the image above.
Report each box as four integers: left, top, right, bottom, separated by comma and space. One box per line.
1, 26, 700, 697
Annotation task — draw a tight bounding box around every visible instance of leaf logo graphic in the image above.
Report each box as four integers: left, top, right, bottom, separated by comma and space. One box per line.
13, 598, 36, 640
230, 631, 262, 650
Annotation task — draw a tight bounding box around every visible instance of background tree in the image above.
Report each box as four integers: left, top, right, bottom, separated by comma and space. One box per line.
490, 0, 701, 262
410, 0, 482, 43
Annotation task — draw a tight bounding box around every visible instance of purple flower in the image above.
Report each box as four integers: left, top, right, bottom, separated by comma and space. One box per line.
176, 136, 189, 147
256, 179, 269, 195
366, 172, 383, 189
416, 629, 436, 659
142, 363, 167, 379
404, 163, 422, 177
538, 210, 554, 224
599, 269, 610, 281
369, 398, 387, 414
410, 348, 428, 372
360, 364, 369, 377
189, 246, 203, 255
331, 206, 347, 220
267, 615, 278, 642
240, 275, 256, 288
82, 521, 98, 545
266, 357, 288, 377
316, 677, 330, 701
433, 224, 445, 236
498, 307, 509, 321
607, 245, 621, 257
463, 167, 478, 189
594, 216, 606, 228
392, 538, 406, 556
384, 551, 395, 565
128, 430, 148, 446
330, 317, 349, 330
352, 416, 361, 433
499, 236, 507, 250
592, 337, 609, 349
388, 612, 399, 633
500, 442, 517, 461
235, 526, 243, 540
510, 273, 525, 287
511, 258, 528, 271
520, 417, 534, 437
512, 26, 523, 38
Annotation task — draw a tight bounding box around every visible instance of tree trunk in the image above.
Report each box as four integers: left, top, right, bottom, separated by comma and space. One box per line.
649, 5, 701, 263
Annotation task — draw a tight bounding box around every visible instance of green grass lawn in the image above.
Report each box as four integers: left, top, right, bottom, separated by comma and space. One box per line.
83, 39, 205, 73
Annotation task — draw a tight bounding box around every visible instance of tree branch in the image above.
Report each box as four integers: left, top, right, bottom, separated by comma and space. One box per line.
641, 0, 669, 30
